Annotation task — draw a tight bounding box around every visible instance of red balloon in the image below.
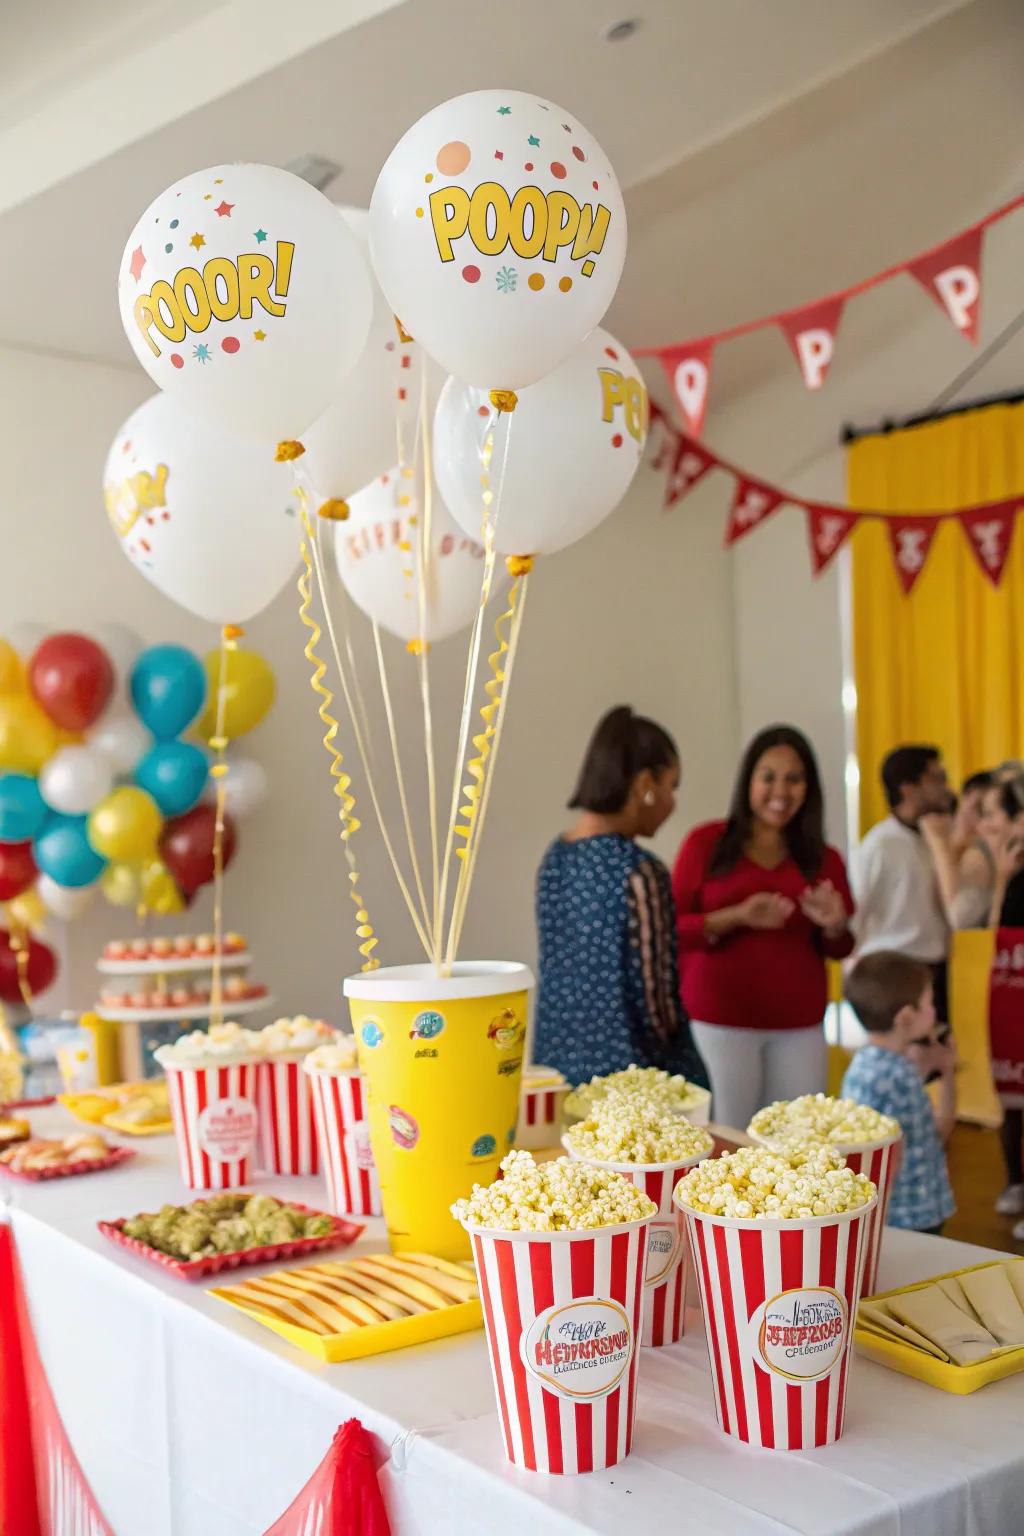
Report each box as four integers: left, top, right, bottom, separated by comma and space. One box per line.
0, 928, 57, 1003
29, 633, 114, 731
0, 841, 37, 901
159, 805, 237, 895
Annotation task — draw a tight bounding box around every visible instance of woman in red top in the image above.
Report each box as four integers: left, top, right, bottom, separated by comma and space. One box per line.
672, 725, 854, 1130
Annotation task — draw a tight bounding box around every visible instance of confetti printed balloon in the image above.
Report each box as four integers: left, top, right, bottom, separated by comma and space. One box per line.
434, 328, 648, 557
370, 90, 627, 390
117, 164, 372, 440
104, 393, 299, 624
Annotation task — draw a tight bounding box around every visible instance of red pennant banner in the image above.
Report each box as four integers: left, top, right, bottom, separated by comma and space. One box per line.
886, 515, 941, 594
658, 341, 714, 438
908, 226, 984, 344
665, 435, 715, 507
805, 504, 860, 574
959, 501, 1019, 586
779, 297, 845, 390
725, 478, 783, 545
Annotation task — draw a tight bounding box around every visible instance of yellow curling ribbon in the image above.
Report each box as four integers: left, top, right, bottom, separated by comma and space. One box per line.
452, 576, 522, 863
275, 439, 306, 462
297, 513, 380, 971
489, 389, 518, 414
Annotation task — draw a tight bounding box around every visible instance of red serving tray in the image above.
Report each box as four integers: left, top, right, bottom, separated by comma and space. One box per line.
0, 1146, 136, 1182
97, 1198, 364, 1280
1, 1096, 57, 1111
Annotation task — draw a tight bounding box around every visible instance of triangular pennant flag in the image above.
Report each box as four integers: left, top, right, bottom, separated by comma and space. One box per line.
725, 476, 783, 545
264, 1419, 392, 1536
778, 297, 845, 390
647, 401, 673, 472
959, 501, 1019, 587
908, 226, 983, 343
886, 514, 941, 594
804, 503, 860, 575
657, 340, 714, 437
665, 434, 714, 508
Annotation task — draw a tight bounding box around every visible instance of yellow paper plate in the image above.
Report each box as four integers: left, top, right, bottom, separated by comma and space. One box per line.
59, 1083, 173, 1136
855, 1258, 1024, 1394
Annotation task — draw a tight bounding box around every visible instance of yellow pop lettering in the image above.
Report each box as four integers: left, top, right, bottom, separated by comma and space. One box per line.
571, 203, 611, 262
599, 367, 626, 423
543, 191, 581, 262
238, 254, 286, 319
599, 369, 650, 442
508, 187, 547, 259
173, 267, 212, 333
203, 256, 241, 321
429, 187, 472, 262
133, 296, 162, 357
467, 183, 512, 257
148, 280, 186, 343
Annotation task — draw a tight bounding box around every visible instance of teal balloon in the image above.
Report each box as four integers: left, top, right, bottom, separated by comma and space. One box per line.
34, 814, 106, 888
130, 645, 207, 741
135, 740, 208, 817
0, 773, 47, 842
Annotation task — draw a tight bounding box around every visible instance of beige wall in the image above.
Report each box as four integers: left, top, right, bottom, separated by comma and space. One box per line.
0, 342, 742, 1025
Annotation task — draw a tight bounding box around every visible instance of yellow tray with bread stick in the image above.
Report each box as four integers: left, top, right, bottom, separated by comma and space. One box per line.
210, 1251, 483, 1362
855, 1258, 1024, 1394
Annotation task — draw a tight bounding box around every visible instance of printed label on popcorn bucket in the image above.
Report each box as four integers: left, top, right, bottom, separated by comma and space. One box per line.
346, 1122, 375, 1172
645, 1220, 682, 1286
522, 1297, 633, 1401
196, 1097, 258, 1162
751, 1286, 848, 1382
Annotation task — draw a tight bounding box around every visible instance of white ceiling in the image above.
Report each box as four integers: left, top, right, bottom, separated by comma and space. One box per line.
1, 0, 1022, 471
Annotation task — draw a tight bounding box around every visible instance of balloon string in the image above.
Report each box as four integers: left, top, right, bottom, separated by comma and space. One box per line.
207, 626, 236, 1026
297, 516, 381, 972
417, 372, 441, 961
312, 502, 375, 766
370, 619, 433, 946
445, 570, 529, 968
8, 920, 33, 1009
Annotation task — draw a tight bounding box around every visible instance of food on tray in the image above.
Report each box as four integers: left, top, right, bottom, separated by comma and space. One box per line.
748, 1094, 900, 1149
303, 1035, 359, 1074
258, 1015, 338, 1058
564, 1098, 713, 1165
0, 1116, 30, 1147
957, 1265, 1024, 1347
219, 1251, 478, 1335
885, 1283, 1001, 1366
99, 981, 266, 1011
674, 1143, 876, 1220
102, 932, 247, 963
60, 1080, 173, 1134
1, 1132, 111, 1173
154, 1021, 260, 1069
119, 1193, 334, 1260
859, 1299, 950, 1361
452, 1149, 657, 1232
564, 1064, 708, 1121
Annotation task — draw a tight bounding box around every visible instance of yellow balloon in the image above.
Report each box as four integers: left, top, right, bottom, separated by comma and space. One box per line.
0, 641, 26, 697
87, 786, 163, 863
100, 861, 142, 909
196, 648, 276, 740
142, 859, 185, 915
0, 694, 59, 774
4, 888, 47, 932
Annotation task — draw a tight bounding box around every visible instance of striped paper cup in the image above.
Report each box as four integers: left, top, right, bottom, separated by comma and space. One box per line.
256, 1056, 319, 1176
464, 1215, 652, 1473
164, 1060, 259, 1191
516, 1081, 569, 1150
676, 1194, 877, 1450
304, 1063, 381, 1218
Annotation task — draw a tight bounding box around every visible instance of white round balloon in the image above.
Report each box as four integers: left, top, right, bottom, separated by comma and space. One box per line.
434, 327, 648, 557
39, 745, 115, 816
37, 873, 96, 921
337, 469, 493, 643
103, 393, 300, 624
201, 756, 267, 818
117, 163, 372, 440
88, 712, 150, 775
370, 90, 626, 389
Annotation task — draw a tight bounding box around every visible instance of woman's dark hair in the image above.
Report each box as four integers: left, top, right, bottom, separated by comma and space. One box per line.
994, 780, 1024, 819
709, 724, 825, 879
568, 706, 678, 814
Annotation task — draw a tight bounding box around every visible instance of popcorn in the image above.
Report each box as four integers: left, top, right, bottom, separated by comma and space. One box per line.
154, 1021, 260, 1068
303, 1035, 360, 1074
674, 1144, 876, 1221
452, 1150, 657, 1232
564, 1065, 706, 1121
564, 1099, 713, 1165
257, 1014, 337, 1058
748, 1094, 900, 1150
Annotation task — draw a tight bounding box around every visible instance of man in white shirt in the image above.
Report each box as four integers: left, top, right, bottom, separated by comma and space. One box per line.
853, 745, 951, 1018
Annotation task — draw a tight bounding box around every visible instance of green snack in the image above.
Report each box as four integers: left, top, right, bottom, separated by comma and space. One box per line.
243, 1193, 280, 1222
303, 1215, 333, 1238
114, 1192, 332, 1261
210, 1216, 253, 1253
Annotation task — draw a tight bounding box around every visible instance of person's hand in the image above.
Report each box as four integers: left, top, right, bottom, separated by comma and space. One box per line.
952, 798, 981, 853
736, 892, 794, 930
935, 1036, 958, 1078
799, 880, 847, 934
996, 830, 1024, 883
919, 811, 954, 844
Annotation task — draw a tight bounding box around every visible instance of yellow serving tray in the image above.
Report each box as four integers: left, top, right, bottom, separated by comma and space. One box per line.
855, 1258, 1024, 1394
59, 1083, 173, 1136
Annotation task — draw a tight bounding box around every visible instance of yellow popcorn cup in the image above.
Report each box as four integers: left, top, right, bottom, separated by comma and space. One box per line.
343, 961, 534, 1260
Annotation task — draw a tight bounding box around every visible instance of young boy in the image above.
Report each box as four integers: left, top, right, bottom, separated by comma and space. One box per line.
842, 950, 956, 1234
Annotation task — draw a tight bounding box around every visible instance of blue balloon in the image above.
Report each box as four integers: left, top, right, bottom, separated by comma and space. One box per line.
130, 645, 207, 741
34, 814, 106, 888
135, 740, 208, 817
0, 773, 46, 842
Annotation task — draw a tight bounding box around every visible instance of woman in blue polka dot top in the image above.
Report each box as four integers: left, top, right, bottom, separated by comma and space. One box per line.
534, 706, 708, 1089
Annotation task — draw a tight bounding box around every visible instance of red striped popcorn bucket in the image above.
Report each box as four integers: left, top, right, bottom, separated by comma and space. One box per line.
834, 1132, 902, 1297
163, 1060, 259, 1191
304, 1063, 381, 1217
677, 1195, 877, 1450
463, 1215, 651, 1473
256, 1057, 320, 1176
516, 1076, 569, 1151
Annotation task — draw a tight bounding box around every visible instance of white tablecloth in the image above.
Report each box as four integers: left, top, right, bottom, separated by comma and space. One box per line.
7, 1105, 1024, 1536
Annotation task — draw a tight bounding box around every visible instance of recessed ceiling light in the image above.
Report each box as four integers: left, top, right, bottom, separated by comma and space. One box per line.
285, 154, 343, 192
603, 18, 640, 42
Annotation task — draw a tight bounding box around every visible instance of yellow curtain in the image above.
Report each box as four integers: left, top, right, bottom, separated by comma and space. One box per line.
848, 400, 1024, 833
